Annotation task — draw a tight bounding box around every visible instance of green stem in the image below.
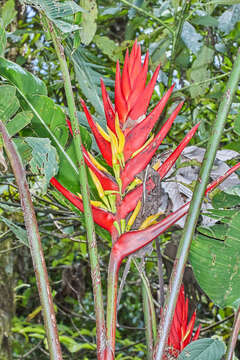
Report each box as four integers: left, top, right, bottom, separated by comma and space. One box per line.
133, 258, 156, 360
153, 48, 240, 360
106, 251, 120, 360
174, 72, 230, 94
167, 0, 189, 89
225, 306, 240, 360
46, 19, 106, 359
133, 259, 157, 344
142, 283, 154, 360
0, 121, 63, 360
119, 0, 174, 34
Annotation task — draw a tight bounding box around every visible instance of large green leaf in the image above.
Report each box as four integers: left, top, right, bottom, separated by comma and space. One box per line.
177, 338, 225, 360
0, 57, 47, 96
190, 212, 240, 309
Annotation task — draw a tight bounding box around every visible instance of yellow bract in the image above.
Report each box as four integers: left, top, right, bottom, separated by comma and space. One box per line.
88, 151, 111, 174
115, 113, 125, 154
126, 200, 142, 231
139, 212, 163, 230
96, 122, 111, 142
131, 134, 154, 158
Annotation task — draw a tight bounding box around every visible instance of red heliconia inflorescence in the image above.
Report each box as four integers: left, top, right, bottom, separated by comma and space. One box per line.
164, 285, 200, 359
51, 40, 240, 258
51, 40, 200, 242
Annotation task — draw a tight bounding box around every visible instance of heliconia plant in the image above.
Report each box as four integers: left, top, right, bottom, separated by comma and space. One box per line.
50, 41, 240, 359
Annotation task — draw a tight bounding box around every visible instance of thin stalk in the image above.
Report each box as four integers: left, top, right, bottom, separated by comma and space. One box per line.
156, 238, 164, 307
119, 0, 174, 34
142, 282, 154, 360
167, 0, 189, 89
133, 258, 157, 344
106, 251, 120, 360
225, 306, 240, 360
133, 258, 157, 360
0, 121, 63, 360
174, 72, 231, 94
153, 48, 240, 360
46, 19, 106, 358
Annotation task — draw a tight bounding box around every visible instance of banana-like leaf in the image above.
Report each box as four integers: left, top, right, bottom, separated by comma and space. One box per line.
0, 57, 91, 193
190, 211, 240, 309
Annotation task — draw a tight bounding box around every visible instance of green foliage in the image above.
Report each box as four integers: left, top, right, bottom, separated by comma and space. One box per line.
177, 338, 226, 360
190, 190, 240, 310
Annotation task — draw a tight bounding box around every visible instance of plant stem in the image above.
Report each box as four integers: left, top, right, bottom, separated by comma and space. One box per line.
154, 47, 240, 360
46, 19, 106, 358
0, 121, 63, 360
225, 306, 240, 360
119, 0, 174, 34
167, 0, 189, 89
142, 282, 154, 360
174, 72, 230, 94
106, 251, 120, 360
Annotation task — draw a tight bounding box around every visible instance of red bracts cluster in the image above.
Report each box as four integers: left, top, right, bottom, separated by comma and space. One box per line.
50, 41, 240, 256
164, 285, 200, 359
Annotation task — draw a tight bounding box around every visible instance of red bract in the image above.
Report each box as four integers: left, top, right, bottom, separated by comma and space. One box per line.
164, 285, 200, 359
